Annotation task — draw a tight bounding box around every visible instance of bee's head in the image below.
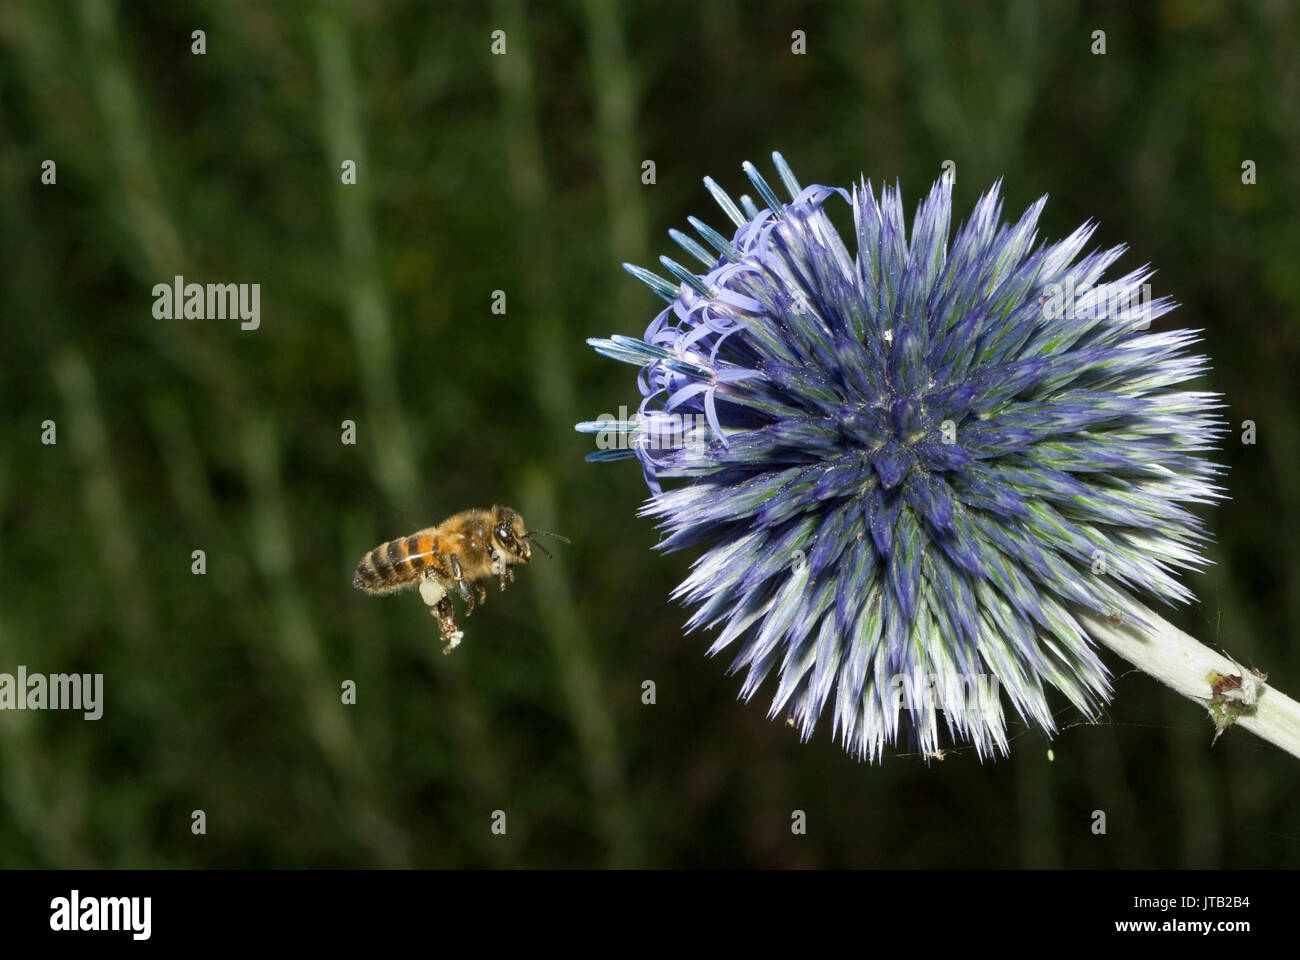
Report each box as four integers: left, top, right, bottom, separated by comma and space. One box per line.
490, 505, 531, 564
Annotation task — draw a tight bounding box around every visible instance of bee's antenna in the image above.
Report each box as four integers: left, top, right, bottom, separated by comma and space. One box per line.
525, 529, 569, 560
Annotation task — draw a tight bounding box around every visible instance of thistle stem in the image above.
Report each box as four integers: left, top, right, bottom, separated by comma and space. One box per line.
1077, 608, 1300, 760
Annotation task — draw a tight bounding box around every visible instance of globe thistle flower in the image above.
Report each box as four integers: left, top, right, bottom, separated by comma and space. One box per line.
579, 153, 1227, 761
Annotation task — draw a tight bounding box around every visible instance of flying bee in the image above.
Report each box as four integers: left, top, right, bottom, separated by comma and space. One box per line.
352, 505, 568, 654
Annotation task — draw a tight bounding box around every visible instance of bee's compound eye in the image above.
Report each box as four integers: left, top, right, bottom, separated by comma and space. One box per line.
495, 524, 510, 543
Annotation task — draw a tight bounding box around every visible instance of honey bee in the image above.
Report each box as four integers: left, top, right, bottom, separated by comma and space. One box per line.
352, 505, 567, 653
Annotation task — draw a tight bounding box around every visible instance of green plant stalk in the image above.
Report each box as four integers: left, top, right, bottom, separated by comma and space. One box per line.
1077, 607, 1300, 760
311, 7, 422, 521
240, 415, 411, 867
310, 3, 514, 866
493, 0, 636, 866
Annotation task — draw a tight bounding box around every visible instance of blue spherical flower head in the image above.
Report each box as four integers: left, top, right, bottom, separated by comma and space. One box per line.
580, 154, 1224, 761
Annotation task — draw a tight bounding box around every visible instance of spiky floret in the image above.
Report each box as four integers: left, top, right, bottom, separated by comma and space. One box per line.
579, 153, 1225, 761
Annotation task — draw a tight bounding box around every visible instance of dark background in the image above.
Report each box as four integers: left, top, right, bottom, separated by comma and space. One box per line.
1, 0, 1297, 868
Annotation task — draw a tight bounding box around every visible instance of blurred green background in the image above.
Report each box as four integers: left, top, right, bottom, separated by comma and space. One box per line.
2, 0, 1298, 868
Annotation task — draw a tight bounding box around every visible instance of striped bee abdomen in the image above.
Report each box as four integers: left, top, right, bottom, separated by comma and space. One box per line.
353, 532, 441, 593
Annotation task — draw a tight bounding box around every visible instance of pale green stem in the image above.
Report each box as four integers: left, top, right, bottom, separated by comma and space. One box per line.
52, 351, 156, 641
311, 1, 513, 865
311, 7, 421, 521
240, 415, 411, 867
1077, 608, 1300, 760
492, 0, 636, 865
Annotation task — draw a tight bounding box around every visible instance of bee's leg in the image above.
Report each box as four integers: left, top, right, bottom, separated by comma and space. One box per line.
419, 571, 463, 653
474, 582, 487, 604
488, 546, 514, 591
450, 554, 475, 615
434, 595, 463, 654
417, 569, 441, 607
